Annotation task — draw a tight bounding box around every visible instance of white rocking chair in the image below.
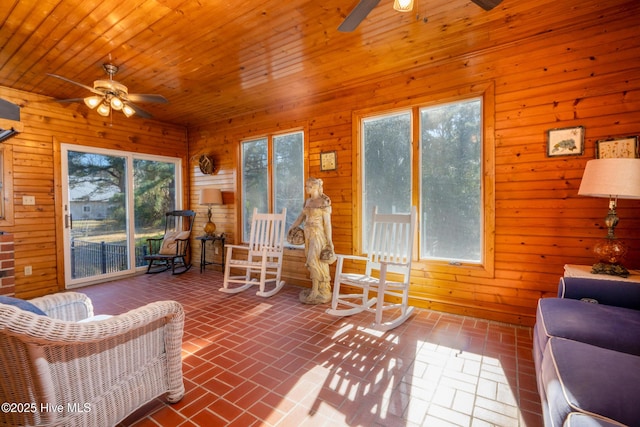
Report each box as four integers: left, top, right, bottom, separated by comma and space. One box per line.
220, 208, 287, 297
326, 206, 417, 331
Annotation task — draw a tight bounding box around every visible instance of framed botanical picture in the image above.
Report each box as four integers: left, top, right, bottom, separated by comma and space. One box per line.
547, 126, 585, 157
320, 151, 337, 171
596, 136, 639, 159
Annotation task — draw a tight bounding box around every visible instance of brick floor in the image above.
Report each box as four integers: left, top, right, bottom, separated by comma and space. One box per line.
75, 269, 542, 427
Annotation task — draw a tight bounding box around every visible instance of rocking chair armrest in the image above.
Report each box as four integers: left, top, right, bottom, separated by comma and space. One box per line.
335, 254, 368, 262
225, 244, 249, 251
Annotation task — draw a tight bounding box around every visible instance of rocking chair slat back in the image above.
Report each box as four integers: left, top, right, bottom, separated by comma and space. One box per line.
367, 210, 414, 275
166, 210, 195, 233
220, 208, 287, 297
248, 211, 286, 255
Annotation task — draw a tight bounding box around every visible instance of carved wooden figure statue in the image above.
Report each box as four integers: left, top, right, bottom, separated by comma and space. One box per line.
288, 177, 336, 304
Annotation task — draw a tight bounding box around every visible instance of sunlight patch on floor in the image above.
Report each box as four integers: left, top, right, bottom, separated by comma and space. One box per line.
292, 337, 525, 426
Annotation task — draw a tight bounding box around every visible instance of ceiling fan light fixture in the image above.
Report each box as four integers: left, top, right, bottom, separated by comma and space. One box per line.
122, 104, 136, 117
393, 0, 414, 12
96, 102, 111, 117
84, 96, 102, 109
110, 96, 124, 111
49, 63, 164, 119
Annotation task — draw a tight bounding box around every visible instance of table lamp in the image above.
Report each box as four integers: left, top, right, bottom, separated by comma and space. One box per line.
578, 158, 640, 276
199, 188, 223, 236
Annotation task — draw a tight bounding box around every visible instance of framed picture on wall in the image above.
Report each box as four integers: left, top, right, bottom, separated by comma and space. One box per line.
596, 136, 639, 159
547, 126, 585, 157
320, 151, 337, 171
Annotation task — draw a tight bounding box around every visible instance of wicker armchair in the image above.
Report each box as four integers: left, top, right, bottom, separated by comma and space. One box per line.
0, 292, 185, 427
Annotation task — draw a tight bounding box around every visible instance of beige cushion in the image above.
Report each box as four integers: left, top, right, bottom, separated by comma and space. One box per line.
159, 231, 190, 255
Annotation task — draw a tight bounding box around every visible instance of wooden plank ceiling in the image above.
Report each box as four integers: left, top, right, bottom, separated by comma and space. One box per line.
1, 0, 538, 127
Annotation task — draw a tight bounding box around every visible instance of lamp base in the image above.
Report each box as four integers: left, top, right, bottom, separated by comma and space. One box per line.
204, 221, 217, 236
591, 262, 630, 278
594, 235, 626, 261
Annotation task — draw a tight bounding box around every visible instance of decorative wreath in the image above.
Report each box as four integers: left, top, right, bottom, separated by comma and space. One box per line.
198, 154, 215, 175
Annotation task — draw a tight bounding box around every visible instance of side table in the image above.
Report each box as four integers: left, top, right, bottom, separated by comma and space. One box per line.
564, 264, 640, 283
196, 234, 225, 273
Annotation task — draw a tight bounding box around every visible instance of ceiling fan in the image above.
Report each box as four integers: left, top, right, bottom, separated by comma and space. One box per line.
48, 63, 168, 119
338, 0, 503, 32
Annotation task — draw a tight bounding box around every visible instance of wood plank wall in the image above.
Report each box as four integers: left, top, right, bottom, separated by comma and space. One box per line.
189, 2, 640, 326
1, 0, 638, 326
0, 86, 188, 299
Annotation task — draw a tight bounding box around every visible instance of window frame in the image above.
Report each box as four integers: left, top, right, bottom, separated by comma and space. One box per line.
0, 144, 14, 227
353, 82, 496, 278
238, 128, 307, 243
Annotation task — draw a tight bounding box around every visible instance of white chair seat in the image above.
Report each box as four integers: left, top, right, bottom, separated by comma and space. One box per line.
339, 272, 406, 288
225, 258, 280, 269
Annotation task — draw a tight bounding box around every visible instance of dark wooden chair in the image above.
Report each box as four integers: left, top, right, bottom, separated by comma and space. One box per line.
144, 210, 196, 275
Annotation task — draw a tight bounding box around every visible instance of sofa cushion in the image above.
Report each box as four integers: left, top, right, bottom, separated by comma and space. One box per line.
564, 413, 626, 427
0, 295, 47, 316
535, 297, 640, 357
542, 337, 640, 427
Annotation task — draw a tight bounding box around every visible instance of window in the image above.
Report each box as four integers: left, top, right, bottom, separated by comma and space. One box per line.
61, 144, 181, 286
360, 88, 493, 271
240, 130, 304, 241
420, 99, 482, 263
361, 112, 412, 251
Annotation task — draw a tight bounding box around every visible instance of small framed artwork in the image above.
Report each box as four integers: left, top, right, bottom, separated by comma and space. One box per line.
547, 126, 585, 157
320, 151, 337, 171
596, 136, 639, 159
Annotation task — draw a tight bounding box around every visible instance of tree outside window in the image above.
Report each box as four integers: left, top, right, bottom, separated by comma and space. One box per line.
420, 98, 482, 263
362, 97, 483, 264
362, 112, 412, 251
241, 131, 304, 242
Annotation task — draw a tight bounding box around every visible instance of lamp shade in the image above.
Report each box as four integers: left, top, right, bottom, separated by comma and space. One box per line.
393, 0, 414, 11
199, 188, 223, 205
84, 96, 102, 109
578, 159, 640, 199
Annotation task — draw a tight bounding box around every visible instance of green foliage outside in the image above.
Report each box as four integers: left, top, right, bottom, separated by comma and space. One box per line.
67, 152, 176, 232
241, 132, 304, 240
363, 98, 482, 262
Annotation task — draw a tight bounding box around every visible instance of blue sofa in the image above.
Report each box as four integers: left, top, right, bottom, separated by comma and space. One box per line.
534, 277, 640, 427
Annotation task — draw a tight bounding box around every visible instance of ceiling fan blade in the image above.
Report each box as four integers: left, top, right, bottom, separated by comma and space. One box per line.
125, 102, 154, 119
126, 93, 168, 104
47, 73, 102, 95
53, 98, 86, 103
471, 0, 503, 11
338, 0, 381, 32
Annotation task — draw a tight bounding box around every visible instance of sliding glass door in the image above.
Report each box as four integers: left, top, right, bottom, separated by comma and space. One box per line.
61, 144, 181, 288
